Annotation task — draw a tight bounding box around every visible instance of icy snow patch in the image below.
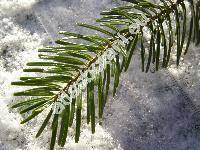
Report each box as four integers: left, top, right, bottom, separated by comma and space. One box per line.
0, 0, 121, 150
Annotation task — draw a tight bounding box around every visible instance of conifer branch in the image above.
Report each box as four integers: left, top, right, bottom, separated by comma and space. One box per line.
11, 0, 200, 149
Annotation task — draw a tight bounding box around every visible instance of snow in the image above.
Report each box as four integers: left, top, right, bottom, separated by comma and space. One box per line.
0, 0, 200, 150
0, 0, 121, 150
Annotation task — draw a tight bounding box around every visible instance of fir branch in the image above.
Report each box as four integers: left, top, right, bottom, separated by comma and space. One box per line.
11, 0, 200, 149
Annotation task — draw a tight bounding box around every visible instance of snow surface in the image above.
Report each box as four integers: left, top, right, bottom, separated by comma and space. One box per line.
0, 0, 200, 150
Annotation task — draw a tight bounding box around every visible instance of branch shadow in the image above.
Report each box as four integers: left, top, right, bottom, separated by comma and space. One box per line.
103, 51, 200, 150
